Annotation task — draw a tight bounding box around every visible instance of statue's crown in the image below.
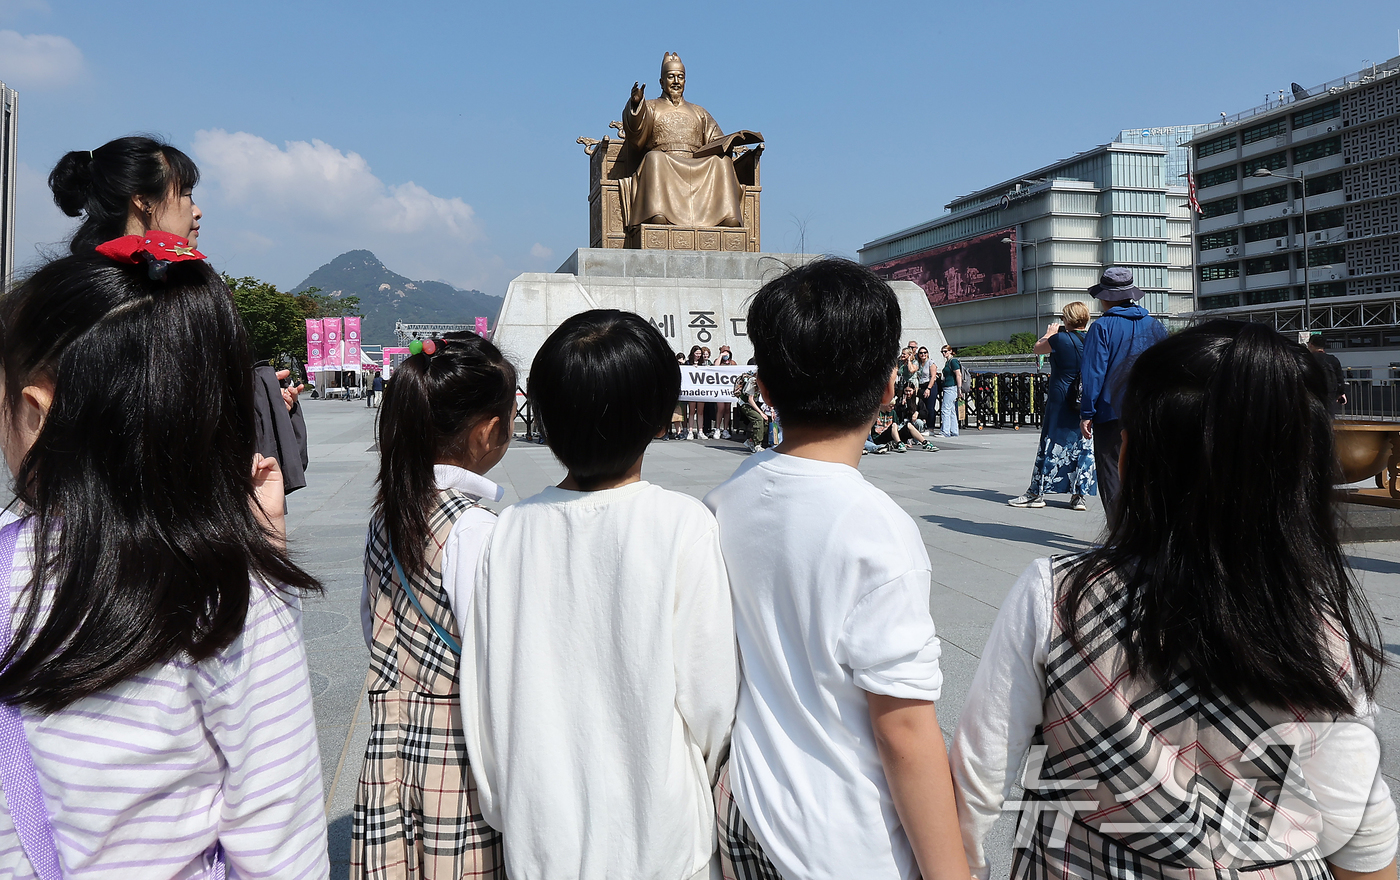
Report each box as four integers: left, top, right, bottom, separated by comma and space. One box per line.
661, 52, 684, 74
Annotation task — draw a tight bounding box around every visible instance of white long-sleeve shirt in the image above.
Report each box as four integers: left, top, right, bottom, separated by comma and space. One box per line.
359, 465, 503, 648
0, 511, 328, 879
460, 481, 738, 880
951, 557, 1398, 879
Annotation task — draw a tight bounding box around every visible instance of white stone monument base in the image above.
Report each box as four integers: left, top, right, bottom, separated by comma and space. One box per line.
492, 249, 947, 387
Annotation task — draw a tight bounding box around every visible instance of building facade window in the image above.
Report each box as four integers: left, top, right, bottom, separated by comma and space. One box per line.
1293, 136, 1341, 164
1201, 196, 1238, 218
1198, 230, 1237, 250
1299, 208, 1345, 231
1244, 219, 1291, 242
1197, 134, 1236, 159
1244, 288, 1295, 305
1243, 186, 1290, 210
1242, 119, 1288, 145
1243, 152, 1289, 176
1199, 293, 1240, 310
1201, 263, 1240, 281
1308, 245, 1346, 266
1198, 165, 1238, 188
1305, 171, 1344, 195
1292, 99, 1341, 129
1245, 255, 1291, 275
1311, 281, 1347, 297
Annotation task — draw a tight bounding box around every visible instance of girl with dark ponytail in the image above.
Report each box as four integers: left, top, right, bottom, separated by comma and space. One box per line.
49, 135, 202, 254
352, 335, 515, 878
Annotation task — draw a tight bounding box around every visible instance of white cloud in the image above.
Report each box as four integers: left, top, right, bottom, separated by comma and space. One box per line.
530, 242, 552, 260
0, 30, 82, 89
191, 129, 495, 290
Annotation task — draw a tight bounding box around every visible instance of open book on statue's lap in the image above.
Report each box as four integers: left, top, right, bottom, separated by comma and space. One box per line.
692, 130, 764, 159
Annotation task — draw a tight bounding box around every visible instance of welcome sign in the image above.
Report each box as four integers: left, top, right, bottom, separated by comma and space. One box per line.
679, 365, 749, 403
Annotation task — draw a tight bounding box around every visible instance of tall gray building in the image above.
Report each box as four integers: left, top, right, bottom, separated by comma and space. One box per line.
1, 80, 16, 290
859, 125, 1210, 348
1189, 55, 1400, 375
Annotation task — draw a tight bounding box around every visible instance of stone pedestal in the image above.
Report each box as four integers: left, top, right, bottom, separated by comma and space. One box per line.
492, 249, 948, 388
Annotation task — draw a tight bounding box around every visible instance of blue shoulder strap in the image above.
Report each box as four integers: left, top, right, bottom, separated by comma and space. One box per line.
388, 544, 462, 656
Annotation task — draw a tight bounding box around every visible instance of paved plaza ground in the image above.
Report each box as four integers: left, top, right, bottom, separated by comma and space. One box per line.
242, 400, 1400, 875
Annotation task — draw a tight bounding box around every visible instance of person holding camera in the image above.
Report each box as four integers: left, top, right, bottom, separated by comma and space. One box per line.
1008, 302, 1095, 510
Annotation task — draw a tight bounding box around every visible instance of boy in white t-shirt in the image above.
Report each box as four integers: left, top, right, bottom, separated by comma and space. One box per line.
704, 259, 969, 880
461, 309, 737, 880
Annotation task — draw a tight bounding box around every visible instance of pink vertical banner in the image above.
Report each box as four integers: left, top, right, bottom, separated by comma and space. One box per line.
324, 317, 343, 368
475, 316, 488, 336
305, 319, 325, 371
343, 316, 362, 366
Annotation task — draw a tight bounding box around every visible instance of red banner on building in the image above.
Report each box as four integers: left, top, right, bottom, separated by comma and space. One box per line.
324, 317, 343, 369
306, 319, 325, 371
870, 229, 1019, 307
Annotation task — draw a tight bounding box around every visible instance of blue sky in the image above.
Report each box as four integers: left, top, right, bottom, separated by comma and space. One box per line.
3, 1, 1398, 295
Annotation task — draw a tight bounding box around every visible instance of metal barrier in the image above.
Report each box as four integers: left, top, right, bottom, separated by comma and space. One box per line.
1340, 380, 1400, 422
959, 372, 1048, 430
514, 388, 540, 441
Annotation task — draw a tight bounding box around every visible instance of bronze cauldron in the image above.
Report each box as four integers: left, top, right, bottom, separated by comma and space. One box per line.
1334, 420, 1400, 499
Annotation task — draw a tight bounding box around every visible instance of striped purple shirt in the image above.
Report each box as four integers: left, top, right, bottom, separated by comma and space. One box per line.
0, 512, 328, 878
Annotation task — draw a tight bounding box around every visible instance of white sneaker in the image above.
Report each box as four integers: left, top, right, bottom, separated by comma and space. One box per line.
686, 429, 695, 440
721, 430, 731, 439
711, 430, 721, 440
1008, 494, 1045, 508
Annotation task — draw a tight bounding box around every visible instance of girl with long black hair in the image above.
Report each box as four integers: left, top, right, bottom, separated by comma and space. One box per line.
0, 245, 326, 875
952, 321, 1395, 880
352, 336, 515, 879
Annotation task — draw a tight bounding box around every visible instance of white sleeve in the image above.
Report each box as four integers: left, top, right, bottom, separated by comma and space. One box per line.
672, 521, 738, 785
1307, 694, 1399, 872
360, 523, 375, 650
949, 557, 1053, 880
840, 569, 942, 702
439, 506, 499, 637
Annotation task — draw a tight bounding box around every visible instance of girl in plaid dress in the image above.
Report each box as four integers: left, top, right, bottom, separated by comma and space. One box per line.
952, 322, 1396, 880
352, 336, 516, 880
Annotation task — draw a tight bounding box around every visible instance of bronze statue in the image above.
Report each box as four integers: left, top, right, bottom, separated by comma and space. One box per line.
620, 53, 761, 229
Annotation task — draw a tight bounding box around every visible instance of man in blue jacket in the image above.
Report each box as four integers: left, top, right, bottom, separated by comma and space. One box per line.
1078, 267, 1167, 526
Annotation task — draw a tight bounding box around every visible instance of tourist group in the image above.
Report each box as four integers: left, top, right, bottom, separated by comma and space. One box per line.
0, 140, 1395, 880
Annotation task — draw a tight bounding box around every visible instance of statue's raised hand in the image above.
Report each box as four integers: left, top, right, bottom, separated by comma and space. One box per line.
630, 81, 646, 108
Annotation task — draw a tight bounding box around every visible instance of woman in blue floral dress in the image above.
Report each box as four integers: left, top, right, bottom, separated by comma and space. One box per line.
1009, 302, 1097, 510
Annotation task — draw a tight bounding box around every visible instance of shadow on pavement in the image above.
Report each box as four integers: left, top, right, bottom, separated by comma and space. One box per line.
328, 812, 353, 879
921, 512, 1095, 554
1347, 555, 1400, 576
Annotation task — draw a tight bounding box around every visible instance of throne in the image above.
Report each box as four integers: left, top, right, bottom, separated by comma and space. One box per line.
579, 126, 762, 252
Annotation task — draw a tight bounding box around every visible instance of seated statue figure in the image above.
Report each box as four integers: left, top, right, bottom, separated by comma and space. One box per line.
621, 53, 759, 229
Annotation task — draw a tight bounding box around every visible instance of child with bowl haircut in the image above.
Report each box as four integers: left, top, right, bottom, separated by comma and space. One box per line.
704, 259, 969, 880
460, 310, 738, 880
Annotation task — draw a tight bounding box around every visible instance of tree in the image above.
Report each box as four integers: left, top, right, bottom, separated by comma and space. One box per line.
295, 286, 362, 319
225, 274, 306, 363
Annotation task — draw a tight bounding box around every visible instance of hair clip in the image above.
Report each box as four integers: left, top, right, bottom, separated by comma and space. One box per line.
409, 339, 441, 357
95, 232, 205, 281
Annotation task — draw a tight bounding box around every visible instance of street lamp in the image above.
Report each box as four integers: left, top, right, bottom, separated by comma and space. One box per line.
1252, 167, 1309, 330
1002, 237, 1041, 332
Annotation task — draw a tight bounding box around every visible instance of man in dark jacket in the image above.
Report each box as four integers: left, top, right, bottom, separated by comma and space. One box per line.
1307, 334, 1347, 416
1078, 267, 1167, 527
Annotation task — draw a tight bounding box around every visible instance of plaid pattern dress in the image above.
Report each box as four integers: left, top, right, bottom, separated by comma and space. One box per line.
1013, 561, 1346, 880
351, 490, 504, 879
714, 762, 783, 880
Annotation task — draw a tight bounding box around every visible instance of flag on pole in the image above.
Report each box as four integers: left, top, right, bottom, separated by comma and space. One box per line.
1187, 172, 1203, 215
324, 317, 343, 369
344, 316, 362, 365
306, 319, 325, 371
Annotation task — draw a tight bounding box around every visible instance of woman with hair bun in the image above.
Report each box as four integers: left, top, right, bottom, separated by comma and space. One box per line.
49, 135, 310, 494
48, 135, 202, 254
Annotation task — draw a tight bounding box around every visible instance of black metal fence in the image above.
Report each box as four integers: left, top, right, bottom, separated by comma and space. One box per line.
1339, 380, 1400, 421
932, 373, 1050, 431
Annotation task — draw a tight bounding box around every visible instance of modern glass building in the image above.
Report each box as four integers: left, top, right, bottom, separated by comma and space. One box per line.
1, 80, 16, 289
1188, 55, 1400, 376
859, 125, 1211, 347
